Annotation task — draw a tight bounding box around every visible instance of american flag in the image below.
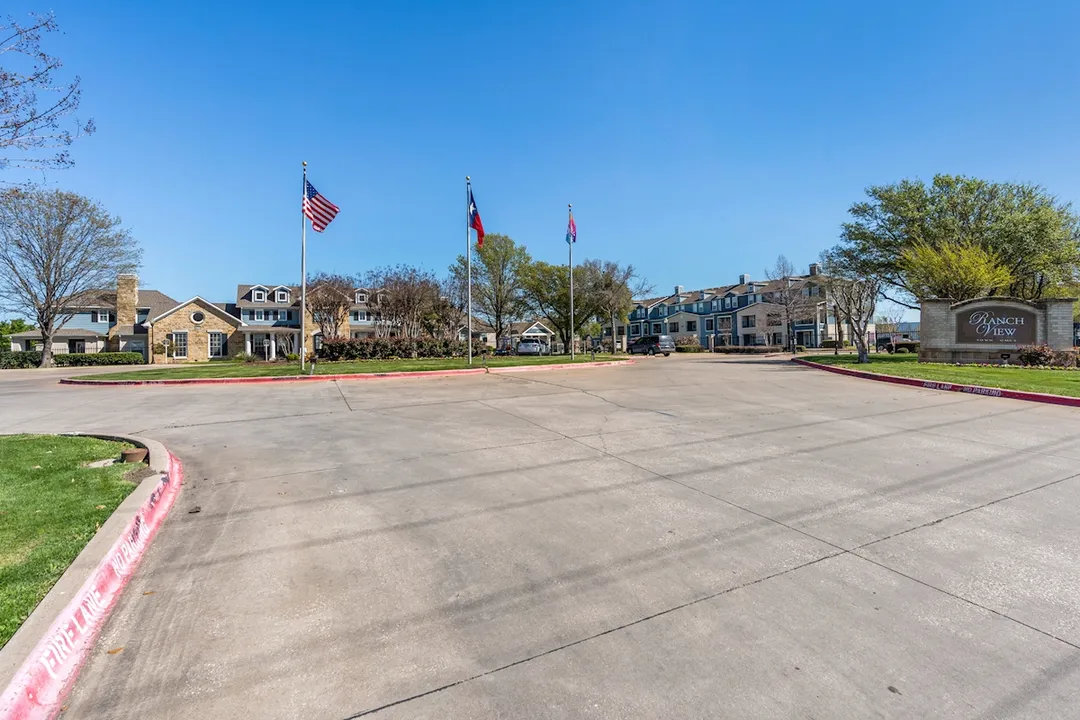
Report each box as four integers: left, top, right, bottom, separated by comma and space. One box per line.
303, 179, 340, 232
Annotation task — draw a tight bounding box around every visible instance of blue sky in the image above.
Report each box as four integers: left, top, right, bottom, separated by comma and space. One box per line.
6, 0, 1080, 314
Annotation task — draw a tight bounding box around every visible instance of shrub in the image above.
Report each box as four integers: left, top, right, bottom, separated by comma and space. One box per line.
820, 340, 844, 349
1, 351, 145, 368
0, 351, 41, 369
675, 345, 705, 353
893, 347, 910, 354
285, 353, 300, 362
711, 346, 785, 354
795, 345, 807, 352
1018, 344, 1055, 367
891, 341, 920, 354
317, 337, 468, 361
674, 335, 701, 347
1050, 350, 1078, 368
54, 352, 144, 366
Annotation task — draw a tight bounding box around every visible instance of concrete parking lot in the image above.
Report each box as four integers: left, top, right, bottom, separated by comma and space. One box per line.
3, 355, 1079, 719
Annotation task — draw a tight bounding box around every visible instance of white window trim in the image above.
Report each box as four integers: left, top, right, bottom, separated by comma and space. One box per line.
171, 331, 189, 359
208, 331, 226, 358
355, 292, 367, 303
252, 289, 267, 302
276, 290, 289, 303
254, 309, 265, 321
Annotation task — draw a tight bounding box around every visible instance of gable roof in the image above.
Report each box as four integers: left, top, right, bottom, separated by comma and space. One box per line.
135, 290, 181, 319
150, 297, 246, 326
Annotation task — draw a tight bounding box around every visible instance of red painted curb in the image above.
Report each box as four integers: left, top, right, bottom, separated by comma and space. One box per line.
791, 358, 1080, 409
58, 359, 634, 387
1, 453, 184, 720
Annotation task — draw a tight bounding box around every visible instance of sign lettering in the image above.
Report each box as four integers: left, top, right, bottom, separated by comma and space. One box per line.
955, 306, 1037, 345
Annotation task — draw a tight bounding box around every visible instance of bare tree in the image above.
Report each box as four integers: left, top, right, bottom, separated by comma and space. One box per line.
2, 12, 95, 171
822, 252, 878, 363
595, 261, 652, 353
764, 254, 816, 353
0, 187, 140, 366
422, 275, 467, 340
307, 272, 355, 339
366, 265, 440, 339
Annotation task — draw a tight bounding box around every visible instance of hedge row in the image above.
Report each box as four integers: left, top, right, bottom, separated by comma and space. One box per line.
0, 351, 145, 369
711, 346, 786, 354
674, 345, 706, 353
317, 337, 469, 361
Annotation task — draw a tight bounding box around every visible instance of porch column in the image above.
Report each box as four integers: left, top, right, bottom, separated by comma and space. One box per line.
269, 333, 277, 361
244, 333, 251, 355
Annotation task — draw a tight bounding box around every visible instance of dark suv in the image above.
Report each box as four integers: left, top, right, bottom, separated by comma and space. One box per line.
628, 335, 676, 356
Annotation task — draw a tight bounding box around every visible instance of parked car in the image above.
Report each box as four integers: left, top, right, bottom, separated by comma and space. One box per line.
517, 339, 544, 356
628, 335, 675, 356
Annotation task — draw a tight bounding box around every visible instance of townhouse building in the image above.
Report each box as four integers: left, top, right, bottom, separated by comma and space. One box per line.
10, 275, 387, 363
606, 264, 871, 349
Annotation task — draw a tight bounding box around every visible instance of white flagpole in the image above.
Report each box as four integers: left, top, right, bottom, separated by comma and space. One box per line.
466, 176, 473, 366
300, 162, 308, 371
568, 203, 574, 360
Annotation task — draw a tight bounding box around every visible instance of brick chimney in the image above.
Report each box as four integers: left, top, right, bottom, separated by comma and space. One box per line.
115, 274, 138, 328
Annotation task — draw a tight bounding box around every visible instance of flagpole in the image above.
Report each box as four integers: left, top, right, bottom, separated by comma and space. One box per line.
466, 176, 473, 366
568, 203, 574, 360
300, 162, 308, 371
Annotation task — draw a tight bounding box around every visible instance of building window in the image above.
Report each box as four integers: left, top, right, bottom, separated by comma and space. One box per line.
254, 310, 265, 321
191, 310, 206, 324
617, 326, 625, 336
67, 339, 86, 354
723, 298, 730, 309
705, 319, 714, 331
355, 291, 367, 303
669, 322, 679, 333
92, 310, 113, 323
252, 289, 266, 302
209, 332, 225, 358
742, 316, 756, 328
652, 323, 662, 334
687, 321, 697, 332
717, 317, 732, 331
170, 331, 188, 358
276, 290, 289, 303
630, 324, 640, 335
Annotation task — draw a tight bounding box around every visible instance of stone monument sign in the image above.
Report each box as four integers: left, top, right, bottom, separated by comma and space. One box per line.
920, 296, 1075, 364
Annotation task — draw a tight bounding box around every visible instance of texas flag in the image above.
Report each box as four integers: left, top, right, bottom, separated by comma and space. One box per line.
469, 188, 485, 247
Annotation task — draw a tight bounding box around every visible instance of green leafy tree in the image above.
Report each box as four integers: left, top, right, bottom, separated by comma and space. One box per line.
831, 175, 1080, 307
898, 241, 1013, 301
0, 318, 32, 350
594, 261, 652, 354
520, 259, 604, 352
450, 233, 531, 345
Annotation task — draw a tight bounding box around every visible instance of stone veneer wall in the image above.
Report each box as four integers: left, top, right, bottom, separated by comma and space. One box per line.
108, 274, 140, 350
149, 301, 243, 363
919, 297, 1075, 364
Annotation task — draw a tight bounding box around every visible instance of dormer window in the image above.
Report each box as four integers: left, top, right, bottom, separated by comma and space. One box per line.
355, 291, 367, 303
252, 289, 266, 302
276, 290, 289, 303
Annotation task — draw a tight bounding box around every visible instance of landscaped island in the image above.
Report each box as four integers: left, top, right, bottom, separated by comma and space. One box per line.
79, 354, 622, 381
803, 354, 1080, 398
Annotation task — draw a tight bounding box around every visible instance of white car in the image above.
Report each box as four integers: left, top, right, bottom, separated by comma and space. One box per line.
517, 339, 543, 356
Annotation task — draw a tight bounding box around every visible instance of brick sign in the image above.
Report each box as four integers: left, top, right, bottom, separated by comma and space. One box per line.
956, 306, 1037, 345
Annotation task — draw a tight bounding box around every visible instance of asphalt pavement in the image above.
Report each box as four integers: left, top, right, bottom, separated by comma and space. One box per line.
2, 355, 1079, 719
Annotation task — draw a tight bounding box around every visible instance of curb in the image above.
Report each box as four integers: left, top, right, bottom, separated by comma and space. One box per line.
791, 358, 1080, 409
0, 435, 184, 720
57, 359, 634, 386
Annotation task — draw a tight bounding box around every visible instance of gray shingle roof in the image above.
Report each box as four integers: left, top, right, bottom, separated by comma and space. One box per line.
11, 328, 101, 338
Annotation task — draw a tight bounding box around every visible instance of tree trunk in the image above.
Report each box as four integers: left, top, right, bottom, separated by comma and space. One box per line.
39, 334, 54, 367
610, 312, 617, 353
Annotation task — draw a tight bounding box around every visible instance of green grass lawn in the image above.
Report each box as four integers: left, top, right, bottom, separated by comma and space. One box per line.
0, 435, 139, 647
803, 353, 1080, 398
82, 354, 622, 381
